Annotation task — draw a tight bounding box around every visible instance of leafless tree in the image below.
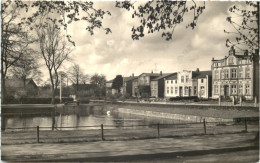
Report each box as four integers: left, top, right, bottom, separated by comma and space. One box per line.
1, 1, 35, 103
36, 21, 73, 104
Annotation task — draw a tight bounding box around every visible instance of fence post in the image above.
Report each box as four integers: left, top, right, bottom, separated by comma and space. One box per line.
101, 124, 104, 141
244, 118, 247, 132
203, 119, 206, 134
1, 116, 5, 131
36, 126, 39, 143
157, 123, 160, 139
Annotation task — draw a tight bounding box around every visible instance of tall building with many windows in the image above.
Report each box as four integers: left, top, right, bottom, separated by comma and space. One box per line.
211, 48, 259, 100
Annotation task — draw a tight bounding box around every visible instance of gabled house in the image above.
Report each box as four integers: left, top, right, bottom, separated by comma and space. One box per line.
5, 77, 38, 97
122, 74, 137, 96
133, 72, 161, 97
165, 69, 212, 99
151, 72, 176, 98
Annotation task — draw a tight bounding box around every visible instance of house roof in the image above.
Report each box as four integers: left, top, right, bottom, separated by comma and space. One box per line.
165, 73, 178, 80
138, 73, 161, 77
151, 73, 176, 81
5, 78, 37, 88
192, 71, 212, 79
123, 76, 138, 82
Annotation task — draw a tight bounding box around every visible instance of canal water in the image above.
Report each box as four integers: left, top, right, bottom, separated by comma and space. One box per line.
4, 105, 186, 131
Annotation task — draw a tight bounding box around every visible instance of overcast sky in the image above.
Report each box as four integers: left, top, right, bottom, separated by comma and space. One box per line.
41, 1, 247, 82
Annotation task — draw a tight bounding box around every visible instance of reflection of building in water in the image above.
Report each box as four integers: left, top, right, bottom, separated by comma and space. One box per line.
212, 48, 259, 100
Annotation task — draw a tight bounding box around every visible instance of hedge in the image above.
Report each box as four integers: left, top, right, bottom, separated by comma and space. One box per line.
19, 97, 74, 104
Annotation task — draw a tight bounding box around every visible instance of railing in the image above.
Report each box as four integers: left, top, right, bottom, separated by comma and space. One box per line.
2, 118, 258, 144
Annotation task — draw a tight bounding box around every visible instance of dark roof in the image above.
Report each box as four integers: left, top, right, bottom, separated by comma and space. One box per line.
151, 73, 176, 81
123, 76, 138, 82
234, 54, 251, 59
6, 78, 37, 88
192, 71, 212, 79
139, 73, 161, 77
72, 84, 98, 90
165, 73, 178, 80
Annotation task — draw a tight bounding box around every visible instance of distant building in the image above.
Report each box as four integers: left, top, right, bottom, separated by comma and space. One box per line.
5, 77, 38, 98
122, 74, 137, 96
165, 69, 212, 99
105, 79, 114, 95
211, 48, 259, 100
151, 72, 176, 98
132, 72, 161, 97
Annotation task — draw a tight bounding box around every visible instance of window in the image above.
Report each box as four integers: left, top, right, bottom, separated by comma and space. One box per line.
185, 87, 189, 95
167, 87, 169, 94
229, 57, 234, 65
201, 79, 204, 83
238, 68, 243, 78
186, 75, 189, 82
245, 84, 250, 95
215, 70, 219, 79
175, 87, 178, 94
231, 69, 237, 79
220, 85, 224, 95
224, 70, 229, 79
238, 85, 243, 95
221, 70, 224, 79
200, 86, 205, 96
245, 67, 250, 78
171, 80, 173, 84
175, 80, 177, 84
194, 86, 197, 95
167, 80, 169, 84
181, 76, 184, 83
171, 87, 173, 94
231, 85, 237, 94
214, 85, 219, 94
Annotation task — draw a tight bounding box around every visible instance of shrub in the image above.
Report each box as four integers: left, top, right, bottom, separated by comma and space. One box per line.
19, 97, 73, 104
124, 93, 130, 99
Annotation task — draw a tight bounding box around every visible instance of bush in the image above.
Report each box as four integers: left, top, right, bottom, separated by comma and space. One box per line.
77, 97, 90, 104
141, 93, 149, 98
124, 93, 130, 99
19, 97, 74, 104
5, 95, 20, 104
169, 96, 198, 101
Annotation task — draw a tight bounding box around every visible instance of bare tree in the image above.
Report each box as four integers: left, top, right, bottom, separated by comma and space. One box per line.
1, 1, 34, 103
225, 1, 259, 56
36, 21, 73, 104
9, 48, 42, 86
68, 64, 89, 91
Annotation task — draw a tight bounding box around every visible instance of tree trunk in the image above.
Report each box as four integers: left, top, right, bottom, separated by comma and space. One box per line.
51, 85, 55, 104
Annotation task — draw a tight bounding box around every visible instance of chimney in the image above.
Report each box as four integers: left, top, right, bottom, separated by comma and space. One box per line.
196, 68, 200, 72
132, 73, 134, 77
244, 50, 248, 56
160, 71, 162, 76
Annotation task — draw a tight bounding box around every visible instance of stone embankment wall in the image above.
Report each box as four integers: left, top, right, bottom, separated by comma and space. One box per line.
113, 107, 232, 123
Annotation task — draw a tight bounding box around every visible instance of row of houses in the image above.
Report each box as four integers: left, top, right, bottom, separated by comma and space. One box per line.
106, 48, 259, 100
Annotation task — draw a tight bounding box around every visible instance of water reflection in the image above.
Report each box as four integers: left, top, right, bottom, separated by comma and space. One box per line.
5, 105, 186, 131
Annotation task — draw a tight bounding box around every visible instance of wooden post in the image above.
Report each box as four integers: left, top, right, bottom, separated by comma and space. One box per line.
101, 124, 104, 141
240, 96, 242, 106
218, 96, 221, 106
1, 116, 5, 131
245, 118, 247, 132
203, 119, 206, 134
157, 123, 160, 139
36, 126, 39, 143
